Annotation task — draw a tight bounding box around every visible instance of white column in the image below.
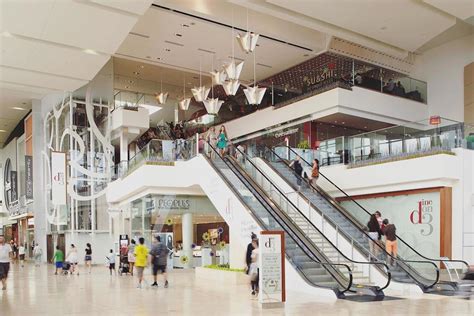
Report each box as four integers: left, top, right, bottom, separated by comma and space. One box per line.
174, 104, 179, 124
120, 128, 128, 162
182, 212, 193, 269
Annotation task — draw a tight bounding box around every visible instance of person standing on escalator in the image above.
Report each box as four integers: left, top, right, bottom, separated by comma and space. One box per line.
367, 213, 382, 259
289, 155, 303, 190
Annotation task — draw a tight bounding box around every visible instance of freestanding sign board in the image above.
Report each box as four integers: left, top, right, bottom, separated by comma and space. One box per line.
259, 231, 285, 307
51, 152, 67, 206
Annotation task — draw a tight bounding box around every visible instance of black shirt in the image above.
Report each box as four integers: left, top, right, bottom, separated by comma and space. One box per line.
85, 248, 92, 255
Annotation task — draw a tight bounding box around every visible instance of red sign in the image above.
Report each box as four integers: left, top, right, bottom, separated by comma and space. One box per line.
429, 116, 441, 125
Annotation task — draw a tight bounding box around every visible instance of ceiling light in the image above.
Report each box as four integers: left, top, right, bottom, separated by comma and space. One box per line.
83, 49, 98, 55
175, 33, 182, 37
155, 92, 168, 105
181, 24, 190, 28
364, 126, 368, 129
380, 26, 387, 30
224, 61, 244, 80
210, 70, 227, 85
236, 32, 259, 53
11, 107, 26, 110
125, 86, 130, 89
303, 54, 309, 57
165, 48, 171, 52
146, 55, 151, 58
203, 98, 224, 115
0, 130, 6, 133
244, 86, 266, 105
128, 80, 134, 84
178, 98, 191, 111
342, 122, 345, 124
133, 71, 140, 76
140, 65, 145, 69
222, 80, 240, 96
191, 86, 210, 102
156, 57, 162, 60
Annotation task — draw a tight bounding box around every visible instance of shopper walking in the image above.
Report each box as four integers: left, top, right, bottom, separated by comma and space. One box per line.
128, 239, 136, 276
245, 233, 257, 275
150, 236, 169, 288
66, 244, 79, 275
53, 246, 64, 275
134, 237, 149, 288
33, 243, 42, 266
216, 125, 228, 156
289, 155, 304, 189
11, 241, 18, 264
382, 219, 398, 266
249, 238, 259, 296
107, 249, 116, 276
0, 236, 13, 290
18, 243, 26, 267
84, 243, 92, 274
367, 213, 382, 258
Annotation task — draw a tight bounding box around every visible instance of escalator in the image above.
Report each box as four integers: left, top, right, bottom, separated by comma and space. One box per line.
204, 144, 390, 299
254, 145, 469, 294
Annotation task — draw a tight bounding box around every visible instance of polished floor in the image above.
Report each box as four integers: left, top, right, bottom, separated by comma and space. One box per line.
0, 262, 473, 315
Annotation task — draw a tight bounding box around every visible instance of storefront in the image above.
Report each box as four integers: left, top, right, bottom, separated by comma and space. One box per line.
128, 194, 229, 268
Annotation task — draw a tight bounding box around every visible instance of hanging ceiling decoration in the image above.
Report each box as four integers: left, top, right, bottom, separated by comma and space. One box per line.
236, 8, 260, 54
222, 79, 240, 96
244, 49, 266, 105
210, 70, 227, 85
178, 73, 191, 111
204, 54, 224, 115
224, 60, 244, 80
191, 57, 210, 102
155, 77, 168, 104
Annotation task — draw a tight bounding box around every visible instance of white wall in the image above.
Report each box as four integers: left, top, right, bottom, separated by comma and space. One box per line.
318, 149, 474, 264
412, 34, 474, 121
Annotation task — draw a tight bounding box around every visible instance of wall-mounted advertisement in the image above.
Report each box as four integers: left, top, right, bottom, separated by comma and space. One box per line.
25, 155, 33, 200
51, 152, 67, 206
340, 191, 441, 259
10, 171, 18, 203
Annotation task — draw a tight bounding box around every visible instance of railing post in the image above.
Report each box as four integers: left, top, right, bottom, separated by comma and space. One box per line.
195, 133, 199, 156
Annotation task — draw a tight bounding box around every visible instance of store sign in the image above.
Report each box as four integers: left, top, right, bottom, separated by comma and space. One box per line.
429, 116, 441, 125
259, 231, 285, 306
25, 155, 33, 199
303, 64, 337, 88
51, 152, 67, 206
157, 199, 190, 209
274, 128, 298, 138
341, 191, 440, 258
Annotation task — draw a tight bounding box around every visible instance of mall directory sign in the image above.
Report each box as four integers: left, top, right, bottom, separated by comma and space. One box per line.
259, 231, 285, 307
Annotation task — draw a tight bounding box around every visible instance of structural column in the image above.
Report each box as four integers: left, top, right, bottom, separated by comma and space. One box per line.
120, 128, 128, 162
182, 212, 193, 269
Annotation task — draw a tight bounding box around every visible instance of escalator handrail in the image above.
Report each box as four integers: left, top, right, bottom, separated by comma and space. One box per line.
284, 146, 469, 272
205, 143, 353, 293
269, 146, 440, 288
232, 146, 392, 291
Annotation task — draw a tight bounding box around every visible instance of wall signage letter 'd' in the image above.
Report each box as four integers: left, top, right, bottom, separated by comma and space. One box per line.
51, 151, 67, 206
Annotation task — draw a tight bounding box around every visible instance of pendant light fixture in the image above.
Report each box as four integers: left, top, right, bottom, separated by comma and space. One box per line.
178, 73, 191, 111
237, 8, 259, 54
210, 70, 227, 85
191, 57, 210, 102
155, 76, 168, 104
244, 50, 266, 105
223, 10, 241, 96
203, 54, 224, 115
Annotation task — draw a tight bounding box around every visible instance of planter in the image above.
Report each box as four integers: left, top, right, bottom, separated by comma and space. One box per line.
195, 267, 249, 285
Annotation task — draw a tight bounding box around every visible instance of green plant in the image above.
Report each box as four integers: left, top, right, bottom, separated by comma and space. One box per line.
204, 264, 245, 273
297, 140, 310, 149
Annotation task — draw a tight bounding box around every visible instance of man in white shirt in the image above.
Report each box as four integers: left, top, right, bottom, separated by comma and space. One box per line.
0, 236, 13, 290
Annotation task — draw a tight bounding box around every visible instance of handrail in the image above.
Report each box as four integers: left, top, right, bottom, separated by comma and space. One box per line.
285, 145, 469, 271
283, 146, 453, 285
267, 146, 442, 289
232, 145, 391, 291
206, 143, 353, 293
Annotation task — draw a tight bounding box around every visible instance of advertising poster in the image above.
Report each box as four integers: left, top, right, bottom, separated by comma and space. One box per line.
51, 152, 67, 206
259, 231, 285, 306
341, 191, 440, 258
25, 155, 33, 199
10, 171, 18, 202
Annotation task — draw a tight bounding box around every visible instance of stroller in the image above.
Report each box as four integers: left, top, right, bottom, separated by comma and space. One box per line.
62, 262, 71, 275
118, 254, 130, 275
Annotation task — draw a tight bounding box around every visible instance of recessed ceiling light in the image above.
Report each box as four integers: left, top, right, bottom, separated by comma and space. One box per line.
341, 122, 345, 124
12, 107, 26, 110
133, 71, 140, 76
364, 126, 368, 129
190, 22, 195, 26
146, 56, 151, 58
22, 102, 27, 105
128, 80, 134, 84
156, 57, 162, 60
83, 49, 98, 55
125, 86, 130, 89
165, 48, 171, 52
139, 65, 145, 69
303, 54, 309, 57
175, 33, 182, 37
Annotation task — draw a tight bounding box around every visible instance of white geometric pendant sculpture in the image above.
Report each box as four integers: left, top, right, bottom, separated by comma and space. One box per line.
224, 61, 244, 80
178, 98, 191, 111
191, 86, 210, 102
244, 86, 266, 105
237, 32, 259, 53
222, 79, 240, 96
203, 98, 224, 115
155, 92, 168, 105
210, 70, 227, 85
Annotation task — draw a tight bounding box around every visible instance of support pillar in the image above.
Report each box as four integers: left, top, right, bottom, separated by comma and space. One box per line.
120, 128, 128, 162
182, 212, 193, 269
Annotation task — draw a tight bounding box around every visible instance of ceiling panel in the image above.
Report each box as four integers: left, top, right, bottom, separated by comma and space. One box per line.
424, 0, 474, 21
89, 0, 153, 15
116, 6, 315, 82
0, 36, 110, 80
267, 0, 456, 51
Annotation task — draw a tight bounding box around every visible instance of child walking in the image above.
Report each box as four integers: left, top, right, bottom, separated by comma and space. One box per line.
107, 249, 116, 276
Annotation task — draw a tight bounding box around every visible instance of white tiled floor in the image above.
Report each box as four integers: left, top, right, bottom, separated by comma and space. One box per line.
1, 263, 473, 315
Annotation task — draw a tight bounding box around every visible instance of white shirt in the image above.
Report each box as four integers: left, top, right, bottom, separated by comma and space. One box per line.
0, 244, 12, 263
19, 246, 26, 255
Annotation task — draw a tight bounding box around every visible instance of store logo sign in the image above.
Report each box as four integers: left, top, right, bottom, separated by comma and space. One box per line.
53, 172, 65, 185
409, 199, 433, 236
158, 199, 190, 209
